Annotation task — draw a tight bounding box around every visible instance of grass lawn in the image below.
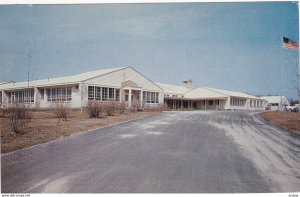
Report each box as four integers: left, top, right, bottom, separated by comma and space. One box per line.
0, 109, 159, 154
260, 111, 300, 136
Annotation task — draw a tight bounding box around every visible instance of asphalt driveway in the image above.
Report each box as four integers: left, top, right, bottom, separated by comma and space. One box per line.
1, 111, 300, 193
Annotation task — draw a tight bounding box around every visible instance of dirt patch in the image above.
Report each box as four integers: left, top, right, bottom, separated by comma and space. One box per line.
260, 111, 300, 135
0, 109, 159, 154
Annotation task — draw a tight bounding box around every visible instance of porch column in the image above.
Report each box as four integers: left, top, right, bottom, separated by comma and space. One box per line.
181, 100, 183, 110
140, 90, 143, 109
119, 88, 123, 102
34, 87, 40, 108
128, 88, 132, 108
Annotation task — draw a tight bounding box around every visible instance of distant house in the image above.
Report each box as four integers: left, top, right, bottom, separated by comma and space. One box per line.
0, 66, 266, 111
260, 96, 290, 111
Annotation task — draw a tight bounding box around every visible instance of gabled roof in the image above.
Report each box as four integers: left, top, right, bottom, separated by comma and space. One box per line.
154, 82, 191, 95
204, 87, 260, 99
0, 67, 125, 90
260, 96, 290, 104
184, 87, 228, 99
155, 82, 263, 100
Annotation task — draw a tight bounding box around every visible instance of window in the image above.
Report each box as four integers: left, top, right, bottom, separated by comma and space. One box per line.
151, 92, 155, 103
7, 89, 34, 103
155, 92, 159, 103
96, 87, 101, 100
143, 91, 159, 103
67, 87, 71, 101
109, 88, 114, 100
209, 100, 213, 105
230, 98, 246, 106
46, 89, 50, 101
115, 89, 120, 101
125, 95, 128, 101
46, 86, 72, 102
102, 87, 108, 101
88, 86, 119, 101
88, 86, 95, 100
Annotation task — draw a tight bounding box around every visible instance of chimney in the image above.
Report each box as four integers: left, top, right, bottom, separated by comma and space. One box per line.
183, 79, 192, 89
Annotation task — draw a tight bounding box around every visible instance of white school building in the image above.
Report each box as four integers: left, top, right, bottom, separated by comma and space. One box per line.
0, 66, 267, 111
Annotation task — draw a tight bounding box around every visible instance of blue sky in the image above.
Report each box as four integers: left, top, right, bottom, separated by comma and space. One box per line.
0, 2, 299, 99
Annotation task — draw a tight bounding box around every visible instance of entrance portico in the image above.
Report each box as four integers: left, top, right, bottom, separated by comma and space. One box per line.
121, 80, 143, 108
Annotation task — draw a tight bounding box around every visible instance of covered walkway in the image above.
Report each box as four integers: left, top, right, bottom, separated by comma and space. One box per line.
164, 98, 227, 110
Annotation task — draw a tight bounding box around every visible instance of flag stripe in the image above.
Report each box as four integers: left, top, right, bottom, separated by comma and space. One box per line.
283, 37, 299, 50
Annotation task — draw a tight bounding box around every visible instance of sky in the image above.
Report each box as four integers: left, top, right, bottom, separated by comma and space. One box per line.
0, 2, 299, 99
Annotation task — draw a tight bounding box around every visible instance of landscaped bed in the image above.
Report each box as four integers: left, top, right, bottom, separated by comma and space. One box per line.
0, 109, 159, 154
260, 111, 300, 136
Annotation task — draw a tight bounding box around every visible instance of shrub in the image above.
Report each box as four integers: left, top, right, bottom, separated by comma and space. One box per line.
105, 100, 117, 116
8, 102, 33, 134
131, 100, 142, 112
0, 108, 11, 118
118, 102, 126, 114
86, 100, 106, 118
51, 102, 70, 122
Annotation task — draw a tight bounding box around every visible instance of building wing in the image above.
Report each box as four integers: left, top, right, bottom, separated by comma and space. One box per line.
204, 87, 260, 99
0, 67, 124, 90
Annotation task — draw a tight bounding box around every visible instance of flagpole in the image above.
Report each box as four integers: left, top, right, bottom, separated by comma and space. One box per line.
298, 52, 300, 105
281, 36, 283, 111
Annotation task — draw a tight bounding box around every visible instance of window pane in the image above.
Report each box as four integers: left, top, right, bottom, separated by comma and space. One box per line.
115, 89, 120, 101
96, 87, 101, 100
67, 87, 71, 101
102, 87, 108, 101
88, 86, 95, 100
109, 88, 114, 100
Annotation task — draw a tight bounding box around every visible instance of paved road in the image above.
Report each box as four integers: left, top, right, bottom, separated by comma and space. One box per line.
1, 111, 300, 193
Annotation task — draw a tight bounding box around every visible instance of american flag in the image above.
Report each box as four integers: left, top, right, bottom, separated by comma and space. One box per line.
283, 37, 299, 50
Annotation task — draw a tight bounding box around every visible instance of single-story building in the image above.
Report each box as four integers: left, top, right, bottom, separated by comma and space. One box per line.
0, 67, 164, 109
0, 66, 267, 111
156, 81, 266, 111
260, 96, 290, 111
